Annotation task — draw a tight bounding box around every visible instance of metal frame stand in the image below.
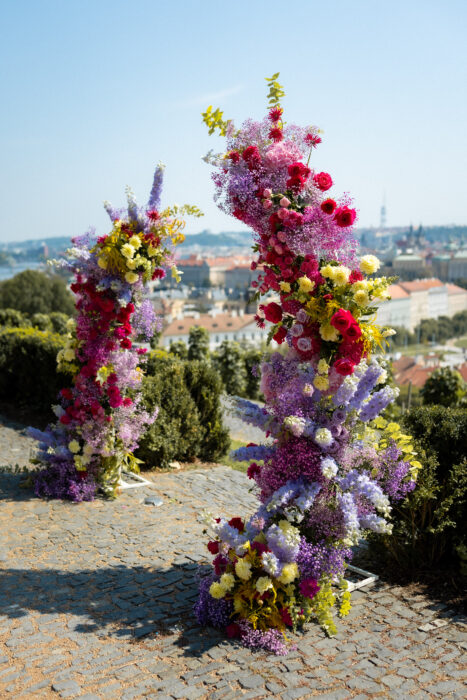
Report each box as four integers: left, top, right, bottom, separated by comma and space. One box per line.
345, 564, 379, 592
118, 470, 153, 490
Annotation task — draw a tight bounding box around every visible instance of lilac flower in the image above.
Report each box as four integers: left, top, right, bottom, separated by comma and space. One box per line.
194, 574, 233, 628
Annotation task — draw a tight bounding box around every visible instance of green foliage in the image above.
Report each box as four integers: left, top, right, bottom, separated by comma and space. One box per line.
0, 308, 31, 328
137, 353, 202, 468
0, 270, 75, 315
48, 312, 70, 335
169, 339, 188, 359
183, 360, 230, 462
390, 311, 467, 347
188, 325, 210, 361
30, 313, 53, 331
212, 340, 247, 396
421, 367, 465, 407
243, 345, 263, 400
139, 351, 229, 467
369, 406, 467, 575
0, 327, 69, 414
201, 105, 232, 137
265, 72, 285, 106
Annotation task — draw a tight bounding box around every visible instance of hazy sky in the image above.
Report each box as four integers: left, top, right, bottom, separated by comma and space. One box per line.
1, 0, 466, 242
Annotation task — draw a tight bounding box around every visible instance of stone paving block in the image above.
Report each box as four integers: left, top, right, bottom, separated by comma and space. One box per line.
51, 679, 82, 698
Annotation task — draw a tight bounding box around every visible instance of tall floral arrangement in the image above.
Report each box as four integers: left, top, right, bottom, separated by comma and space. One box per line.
195, 75, 421, 653
29, 166, 202, 501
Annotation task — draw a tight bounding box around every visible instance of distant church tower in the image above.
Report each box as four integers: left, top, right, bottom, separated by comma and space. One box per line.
380, 194, 387, 229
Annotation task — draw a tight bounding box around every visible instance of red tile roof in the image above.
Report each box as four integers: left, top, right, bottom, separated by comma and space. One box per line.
399, 279, 443, 293
162, 313, 257, 337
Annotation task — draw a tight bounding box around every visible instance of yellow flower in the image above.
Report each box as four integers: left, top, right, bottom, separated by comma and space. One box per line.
233, 597, 244, 613
314, 375, 329, 391
209, 582, 225, 599
332, 266, 350, 286
126, 259, 138, 270
125, 271, 139, 284
63, 348, 75, 362
360, 255, 381, 275
121, 243, 135, 259
317, 359, 329, 375
220, 573, 235, 592
129, 235, 141, 249
278, 563, 298, 584
319, 323, 339, 342
351, 280, 368, 292
235, 559, 252, 581
279, 281, 291, 293
354, 289, 370, 307
320, 264, 335, 279
97, 256, 108, 269
298, 276, 315, 293
256, 576, 273, 595
147, 245, 158, 258
68, 440, 80, 454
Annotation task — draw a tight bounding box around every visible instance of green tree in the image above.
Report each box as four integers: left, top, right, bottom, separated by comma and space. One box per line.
0, 270, 75, 315
169, 339, 188, 359
188, 326, 210, 361
212, 340, 247, 396
422, 367, 465, 407
0, 308, 31, 328
243, 345, 263, 400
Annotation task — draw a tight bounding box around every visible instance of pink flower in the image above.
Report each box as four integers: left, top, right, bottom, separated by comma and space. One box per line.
263, 200, 272, 210
279, 197, 290, 208
334, 206, 357, 227
263, 188, 272, 198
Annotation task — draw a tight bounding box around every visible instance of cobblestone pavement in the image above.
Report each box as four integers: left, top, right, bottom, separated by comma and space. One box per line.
0, 417, 466, 699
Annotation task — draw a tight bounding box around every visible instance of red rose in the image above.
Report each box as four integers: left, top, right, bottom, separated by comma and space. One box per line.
213, 554, 227, 576
260, 302, 283, 324
321, 198, 337, 215
349, 270, 364, 284
273, 326, 287, 344
323, 294, 333, 301
345, 322, 362, 340
288, 162, 311, 178
60, 414, 71, 425
333, 358, 356, 376
286, 175, 306, 193
313, 172, 333, 191
227, 150, 240, 163
330, 309, 353, 334
242, 145, 261, 167
334, 206, 357, 228
268, 106, 283, 122
60, 388, 73, 401
207, 541, 219, 555
152, 268, 166, 280
339, 340, 364, 364
120, 338, 132, 349
268, 127, 283, 142
228, 517, 245, 532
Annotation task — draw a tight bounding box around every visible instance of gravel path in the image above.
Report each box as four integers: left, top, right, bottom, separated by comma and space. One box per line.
0, 416, 466, 699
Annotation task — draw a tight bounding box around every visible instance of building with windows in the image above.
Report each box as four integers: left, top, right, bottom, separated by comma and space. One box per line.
161, 311, 269, 350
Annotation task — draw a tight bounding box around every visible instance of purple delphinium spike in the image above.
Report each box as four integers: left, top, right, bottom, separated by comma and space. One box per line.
148, 163, 165, 210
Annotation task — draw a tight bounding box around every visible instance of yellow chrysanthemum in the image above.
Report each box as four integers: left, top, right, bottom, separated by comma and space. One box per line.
317, 359, 329, 375
68, 440, 80, 454
63, 348, 75, 362
320, 264, 335, 279
209, 582, 225, 599
278, 563, 298, 584
279, 281, 291, 293
125, 271, 139, 284
235, 559, 252, 581
314, 375, 329, 391
97, 256, 108, 269
298, 276, 315, 293
319, 323, 339, 342
129, 235, 142, 249
220, 573, 235, 592
126, 259, 138, 270
147, 245, 158, 258
354, 289, 370, 307
256, 576, 273, 595
360, 255, 381, 275
121, 244, 135, 259
332, 266, 350, 286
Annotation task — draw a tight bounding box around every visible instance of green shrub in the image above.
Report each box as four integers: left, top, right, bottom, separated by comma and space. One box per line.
369, 405, 467, 575
0, 270, 75, 315
183, 360, 230, 462
30, 313, 53, 332
421, 367, 465, 407
137, 352, 203, 468
0, 308, 31, 328
48, 312, 70, 335
0, 327, 69, 414
212, 340, 247, 396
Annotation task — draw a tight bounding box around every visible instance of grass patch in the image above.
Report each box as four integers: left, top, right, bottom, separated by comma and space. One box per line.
454, 336, 467, 349
220, 438, 250, 473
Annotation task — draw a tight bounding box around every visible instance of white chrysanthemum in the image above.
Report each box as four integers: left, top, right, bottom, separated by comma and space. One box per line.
235, 559, 252, 581
256, 576, 273, 595
360, 255, 381, 275
321, 457, 338, 479
314, 427, 333, 447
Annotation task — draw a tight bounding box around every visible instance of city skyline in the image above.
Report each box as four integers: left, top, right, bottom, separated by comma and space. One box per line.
1, 0, 466, 242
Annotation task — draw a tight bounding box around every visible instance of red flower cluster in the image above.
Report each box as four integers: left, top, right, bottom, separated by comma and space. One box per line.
313, 172, 333, 191
286, 161, 311, 193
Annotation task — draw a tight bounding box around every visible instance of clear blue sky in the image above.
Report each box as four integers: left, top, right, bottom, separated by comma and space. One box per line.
1, 0, 466, 242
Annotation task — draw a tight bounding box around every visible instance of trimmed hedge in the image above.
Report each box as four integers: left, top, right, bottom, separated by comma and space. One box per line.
0, 327, 69, 415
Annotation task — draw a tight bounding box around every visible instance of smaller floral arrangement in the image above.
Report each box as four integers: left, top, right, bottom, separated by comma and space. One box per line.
29, 165, 202, 501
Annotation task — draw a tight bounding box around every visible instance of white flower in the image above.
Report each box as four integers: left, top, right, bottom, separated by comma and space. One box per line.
382, 328, 396, 338
256, 576, 273, 595
321, 457, 338, 479
314, 428, 333, 447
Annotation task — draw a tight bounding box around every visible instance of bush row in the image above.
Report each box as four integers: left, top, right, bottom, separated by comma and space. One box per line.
0, 328, 230, 466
